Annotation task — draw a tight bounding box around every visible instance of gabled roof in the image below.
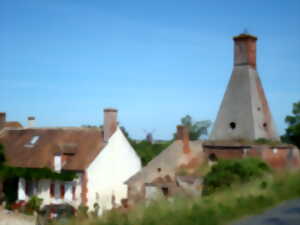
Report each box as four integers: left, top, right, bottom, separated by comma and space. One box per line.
126, 140, 203, 184
3, 121, 23, 129
0, 127, 105, 171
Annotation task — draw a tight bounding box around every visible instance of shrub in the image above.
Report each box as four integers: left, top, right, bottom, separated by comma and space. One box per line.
203, 158, 271, 195
78, 204, 89, 218
25, 196, 43, 214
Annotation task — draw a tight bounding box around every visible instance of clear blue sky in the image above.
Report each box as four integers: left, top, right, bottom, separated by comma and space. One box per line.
1, 0, 299, 140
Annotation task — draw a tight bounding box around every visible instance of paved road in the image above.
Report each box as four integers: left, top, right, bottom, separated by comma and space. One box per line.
232, 198, 300, 225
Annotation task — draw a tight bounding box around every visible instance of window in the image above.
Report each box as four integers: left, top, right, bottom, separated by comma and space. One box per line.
24, 136, 40, 148
72, 185, 76, 200
208, 153, 218, 162
60, 184, 65, 199
230, 122, 236, 130
161, 187, 169, 197
50, 183, 55, 198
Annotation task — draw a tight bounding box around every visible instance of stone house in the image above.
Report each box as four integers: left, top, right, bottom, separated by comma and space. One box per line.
0, 109, 141, 213
126, 126, 204, 204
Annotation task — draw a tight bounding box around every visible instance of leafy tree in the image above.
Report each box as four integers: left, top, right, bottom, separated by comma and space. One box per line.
176, 115, 211, 140
281, 101, 300, 148
131, 140, 171, 166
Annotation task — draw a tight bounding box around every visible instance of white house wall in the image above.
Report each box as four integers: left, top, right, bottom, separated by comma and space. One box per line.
86, 127, 141, 212
37, 179, 51, 205
18, 172, 83, 207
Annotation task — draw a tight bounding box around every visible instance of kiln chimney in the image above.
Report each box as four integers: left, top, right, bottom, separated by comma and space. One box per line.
0, 112, 6, 130
103, 108, 118, 142
27, 116, 35, 128
233, 33, 257, 69
176, 125, 191, 154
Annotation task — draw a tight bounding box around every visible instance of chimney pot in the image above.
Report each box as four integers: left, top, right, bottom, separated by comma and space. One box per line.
27, 116, 36, 128
103, 108, 118, 142
233, 33, 257, 69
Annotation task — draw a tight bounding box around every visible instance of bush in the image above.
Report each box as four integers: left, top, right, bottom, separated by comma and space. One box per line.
203, 158, 271, 195
78, 204, 89, 218
24, 196, 43, 214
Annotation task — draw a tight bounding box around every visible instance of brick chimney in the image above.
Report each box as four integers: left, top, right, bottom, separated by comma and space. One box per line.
176, 125, 191, 154
0, 112, 6, 130
103, 108, 118, 142
27, 116, 35, 128
233, 33, 257, 69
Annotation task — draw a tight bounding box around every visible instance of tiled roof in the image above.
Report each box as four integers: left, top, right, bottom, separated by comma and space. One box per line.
0, 127, 104, 171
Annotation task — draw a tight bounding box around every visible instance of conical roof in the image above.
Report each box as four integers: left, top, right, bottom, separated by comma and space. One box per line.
209, 34, 279, 141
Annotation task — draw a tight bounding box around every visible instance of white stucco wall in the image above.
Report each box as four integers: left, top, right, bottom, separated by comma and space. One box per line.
18, 172, 83, 207
86, 127, 141, 213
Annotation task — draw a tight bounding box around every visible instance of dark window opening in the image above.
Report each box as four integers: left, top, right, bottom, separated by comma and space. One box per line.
50, 183, 55, 197
157, 168, 161, 172
257, 107, 261, 111
161, 187, 169, 196
60, 184, 65, 199
263, 123, 268, 128
72, 185, 76, 200
208, 153, 218, 162
230, 122, 236, 130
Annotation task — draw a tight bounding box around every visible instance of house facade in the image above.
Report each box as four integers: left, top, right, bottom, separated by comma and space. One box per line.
0, 109, 141, 213
126, 126, 205, 204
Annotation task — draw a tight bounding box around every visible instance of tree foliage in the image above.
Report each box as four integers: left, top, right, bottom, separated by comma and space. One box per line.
203, 158, 271, 195
282, 101, 300, 148
131, 140, 171, 166
177, 115, 211, 140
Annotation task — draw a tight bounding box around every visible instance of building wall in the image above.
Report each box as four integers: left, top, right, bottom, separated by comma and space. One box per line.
17, 173, 83, 208
86, 127, 141, 213
204, 146, 300, 169
126, 141, 204, 204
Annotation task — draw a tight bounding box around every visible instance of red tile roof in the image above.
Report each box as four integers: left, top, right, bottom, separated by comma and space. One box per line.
0, 128, 105, 171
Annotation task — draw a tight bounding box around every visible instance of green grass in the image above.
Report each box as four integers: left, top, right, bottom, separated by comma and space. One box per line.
63, 171, 300, 225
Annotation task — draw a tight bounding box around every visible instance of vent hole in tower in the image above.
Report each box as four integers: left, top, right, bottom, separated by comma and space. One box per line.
230, 122, 236, 130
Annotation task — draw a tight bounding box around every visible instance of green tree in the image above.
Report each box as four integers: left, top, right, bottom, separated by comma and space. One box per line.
131, 140, 171, 166
282, 101, 300, 148
177, 115, 211, 140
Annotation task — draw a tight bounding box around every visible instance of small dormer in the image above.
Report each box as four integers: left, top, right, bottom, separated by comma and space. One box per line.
54, 153, 62, 172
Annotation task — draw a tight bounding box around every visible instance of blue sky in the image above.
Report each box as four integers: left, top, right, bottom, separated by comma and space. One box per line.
0, 0, 299, 140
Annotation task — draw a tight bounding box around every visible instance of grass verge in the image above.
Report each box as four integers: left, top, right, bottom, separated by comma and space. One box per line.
62, 171, 300, 225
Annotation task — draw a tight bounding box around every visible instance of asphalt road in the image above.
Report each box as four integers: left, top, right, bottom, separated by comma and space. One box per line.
232, 198, 300, 225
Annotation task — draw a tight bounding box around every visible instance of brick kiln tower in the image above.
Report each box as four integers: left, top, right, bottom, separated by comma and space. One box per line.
209, 33, 279, 141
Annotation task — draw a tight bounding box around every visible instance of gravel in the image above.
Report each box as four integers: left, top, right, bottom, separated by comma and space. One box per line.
0, 209, 35, 225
